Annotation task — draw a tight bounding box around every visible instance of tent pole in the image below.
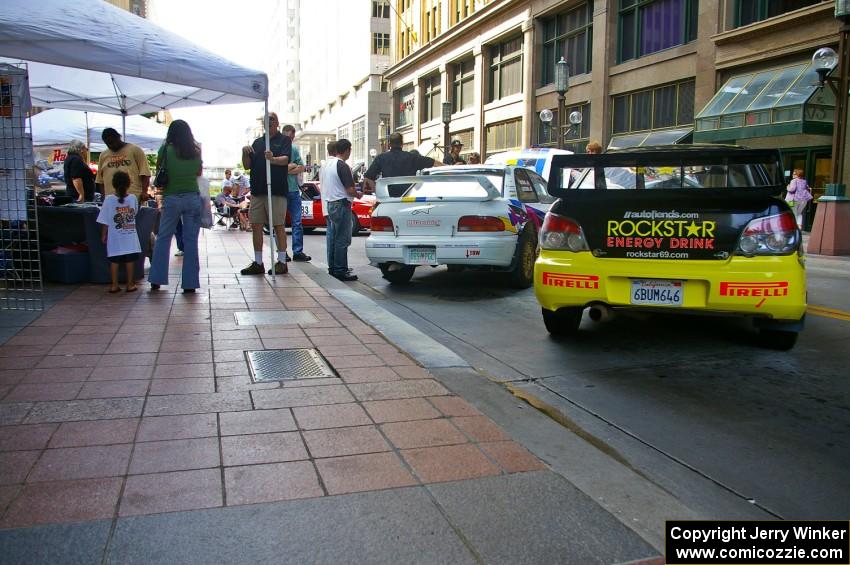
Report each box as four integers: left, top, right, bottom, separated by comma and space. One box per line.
264, 99, 275, 280
122, 112, 126, 139
84, 111, 90, 156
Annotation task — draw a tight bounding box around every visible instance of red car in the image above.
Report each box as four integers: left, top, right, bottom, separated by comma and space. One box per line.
287, 181, 375, 235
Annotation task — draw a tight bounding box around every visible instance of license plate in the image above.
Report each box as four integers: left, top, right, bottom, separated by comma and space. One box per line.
407, 246, 436, 265
301, 202, 313, 219
630, 279, 683, 306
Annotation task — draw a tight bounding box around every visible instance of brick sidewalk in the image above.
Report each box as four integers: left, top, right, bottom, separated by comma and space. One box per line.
0, 230, 544, 529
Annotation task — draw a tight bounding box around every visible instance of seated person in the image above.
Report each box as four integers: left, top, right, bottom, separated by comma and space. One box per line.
215, 185, 250, 230
232, 170, 250, 200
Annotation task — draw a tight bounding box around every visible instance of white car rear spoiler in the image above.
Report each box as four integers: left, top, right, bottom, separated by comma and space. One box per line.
374, 174, 501, 202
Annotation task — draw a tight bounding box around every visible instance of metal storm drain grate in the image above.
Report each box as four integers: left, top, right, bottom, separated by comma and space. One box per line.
234, 310, 319, 326
246, 349, 336, 382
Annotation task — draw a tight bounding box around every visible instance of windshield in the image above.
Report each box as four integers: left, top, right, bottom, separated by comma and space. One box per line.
404, 179, 492, 198
574, 163, 780, 190
426, 170, 504, 193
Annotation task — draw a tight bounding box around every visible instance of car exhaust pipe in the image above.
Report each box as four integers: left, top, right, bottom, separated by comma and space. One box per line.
588, 304, 615, 323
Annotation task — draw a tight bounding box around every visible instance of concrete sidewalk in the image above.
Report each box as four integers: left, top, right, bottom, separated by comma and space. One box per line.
0, 229, 662, 564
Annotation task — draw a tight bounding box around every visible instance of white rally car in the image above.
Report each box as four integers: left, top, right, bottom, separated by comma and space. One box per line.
365, 165, 555, 287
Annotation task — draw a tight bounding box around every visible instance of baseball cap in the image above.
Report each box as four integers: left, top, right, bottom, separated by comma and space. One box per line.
451, 139, 463, 147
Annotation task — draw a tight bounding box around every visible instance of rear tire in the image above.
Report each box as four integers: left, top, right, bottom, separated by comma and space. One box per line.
509, 229, 538, 289
380, 264, 416, 284
757, 329, 798, 351
542, 307, 582, 337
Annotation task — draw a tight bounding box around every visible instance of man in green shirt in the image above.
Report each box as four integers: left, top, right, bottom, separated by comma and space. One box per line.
283, 124, 311, 262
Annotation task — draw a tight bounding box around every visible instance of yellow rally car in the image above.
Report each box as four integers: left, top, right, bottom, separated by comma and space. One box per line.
534, 146, 806, 350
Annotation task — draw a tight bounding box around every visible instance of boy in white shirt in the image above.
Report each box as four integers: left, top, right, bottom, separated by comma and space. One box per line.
97, 171, 142, 293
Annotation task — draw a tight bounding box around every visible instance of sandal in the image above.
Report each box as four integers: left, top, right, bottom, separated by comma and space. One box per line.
126, 286, 138, 293
108, 287, 121, 293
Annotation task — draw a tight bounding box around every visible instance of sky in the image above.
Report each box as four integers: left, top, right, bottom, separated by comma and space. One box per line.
148, 0, 274, 168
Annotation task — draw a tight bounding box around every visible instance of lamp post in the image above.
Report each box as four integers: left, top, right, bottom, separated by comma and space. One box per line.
442, 101, 452, 161
539, 108, 554, 146
378, 120, 387, 153
554, 57, 570, 150
807, 5, 850, 255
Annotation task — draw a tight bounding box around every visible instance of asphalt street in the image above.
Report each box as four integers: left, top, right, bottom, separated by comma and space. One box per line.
302, 229, 850, 521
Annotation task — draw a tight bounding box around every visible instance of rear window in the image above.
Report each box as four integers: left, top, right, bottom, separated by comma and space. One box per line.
574, 163, 781, 190
426, 171, 504, 192
404, 180, 491, 198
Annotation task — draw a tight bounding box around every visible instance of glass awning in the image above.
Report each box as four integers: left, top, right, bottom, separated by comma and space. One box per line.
608, 127, 693, 150
693, 61, 834, 142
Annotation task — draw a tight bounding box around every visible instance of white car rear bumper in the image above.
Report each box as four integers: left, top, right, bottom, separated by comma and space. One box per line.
366, 234, 518, 267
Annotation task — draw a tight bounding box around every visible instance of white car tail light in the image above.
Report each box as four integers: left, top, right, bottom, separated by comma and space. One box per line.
457, 216, 506, 232
540, 212, 589, 252
737, 211, 799, 256
370, 216, 394, 232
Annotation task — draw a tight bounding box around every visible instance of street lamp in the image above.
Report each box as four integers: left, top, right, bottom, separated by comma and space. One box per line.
378, 120, 386, 153
442, 101, 452, 161
807, 16, 850, 255
554, 57, 570, 150
539, 108, 554, 146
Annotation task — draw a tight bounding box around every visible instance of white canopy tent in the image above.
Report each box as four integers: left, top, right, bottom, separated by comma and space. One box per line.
32, 109, 168, 153
0, 0, 281, 275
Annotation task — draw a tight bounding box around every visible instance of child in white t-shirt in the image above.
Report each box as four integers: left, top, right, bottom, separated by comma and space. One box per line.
97, 171, 142, 293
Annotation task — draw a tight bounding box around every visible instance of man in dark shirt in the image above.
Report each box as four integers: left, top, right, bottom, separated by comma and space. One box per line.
362, 132, 443, 194
443, 138, 466, 165
240, 112, 291, 276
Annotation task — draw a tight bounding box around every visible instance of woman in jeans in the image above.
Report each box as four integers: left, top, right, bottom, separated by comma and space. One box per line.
148, 120, 203, 293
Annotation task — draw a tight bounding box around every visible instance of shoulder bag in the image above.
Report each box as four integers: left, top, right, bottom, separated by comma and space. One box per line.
153, 145, 169, 188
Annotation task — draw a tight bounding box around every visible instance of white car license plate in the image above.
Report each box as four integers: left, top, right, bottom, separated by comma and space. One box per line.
407, 247, 436, 265
630, 279, 683, 306
301, 202, 313, 219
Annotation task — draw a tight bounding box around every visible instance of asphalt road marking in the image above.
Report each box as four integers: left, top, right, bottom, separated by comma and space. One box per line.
807, 304, 850, 322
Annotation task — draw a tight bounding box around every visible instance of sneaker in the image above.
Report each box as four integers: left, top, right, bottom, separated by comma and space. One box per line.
267, 261, 288, 275
174, 250, 184, 257
240, 261, 265, 275
228, 223, 239, 230
333, 272, 358, 282
285, 253, 292, 262
293, 252, 312, 262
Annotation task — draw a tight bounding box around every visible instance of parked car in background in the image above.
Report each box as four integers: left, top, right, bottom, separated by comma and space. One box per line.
485, 147, 575, 182
366, 164, 554, 287
534, 146, 806, 350
292, 181, 374, 235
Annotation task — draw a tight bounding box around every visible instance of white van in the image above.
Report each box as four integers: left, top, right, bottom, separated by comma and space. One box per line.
485, 148, 574, 182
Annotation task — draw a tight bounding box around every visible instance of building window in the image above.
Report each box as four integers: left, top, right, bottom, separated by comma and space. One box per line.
612, 80, 694, 134
373, 0, 390, 18
488, 36, 523, 102
541, 3, 592, 86
372, 33, 390, 55
536, 103, 591, 152
485, 118, 522, 158
451, 129, 475, 156
337, 125, 350, 142
735, 0, 822, 27
395, 85, 415, 128
451, 0, 476, 25
421, 74, 442, 122
618, 0, 697, 63
353, 118, 366, 163
452, 58, 475, 113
